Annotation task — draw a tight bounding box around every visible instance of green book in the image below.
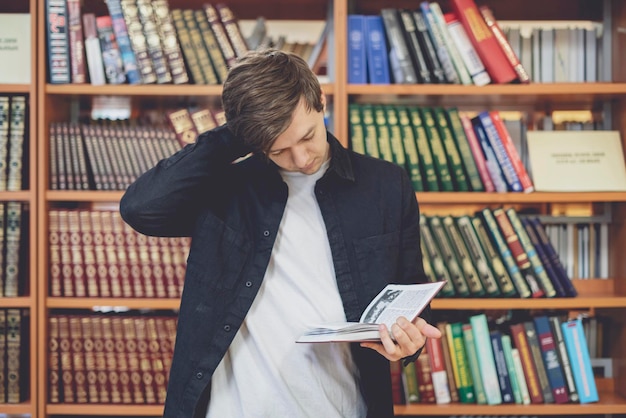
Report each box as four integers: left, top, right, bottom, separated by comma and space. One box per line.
506, 208, 557, 298
441, 215, 485, 297
469, 313, 502, 405
478, 208, 532, 298
348, 103, 366, 155
446, 107, 485, 191
501, 334, 524, 404
470, 215, 518, 298
402, 361, 420, 403
372, 105, 394, 164
461, 323, 487, 404
382, 105, 407, 169
427, 215, 470, 297
394, 105, 424, 191
433, 106, 469, 191
456, 215, 501, 297
359, 104, 380, 159
447, 322, 475, 403
419, 215, 456, 297
407, 106, 439, 191
420, 107, 454, 191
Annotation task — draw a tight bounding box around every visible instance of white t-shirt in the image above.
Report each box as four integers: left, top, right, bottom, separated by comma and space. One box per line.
207, 160, 366, 417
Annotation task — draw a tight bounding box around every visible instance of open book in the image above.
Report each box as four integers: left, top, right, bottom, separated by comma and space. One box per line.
296, 281, 446, 343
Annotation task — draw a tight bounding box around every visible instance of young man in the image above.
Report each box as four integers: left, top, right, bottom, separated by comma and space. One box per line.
120, 50, 441, 418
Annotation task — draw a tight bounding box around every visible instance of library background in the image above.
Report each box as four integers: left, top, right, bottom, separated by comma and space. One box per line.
0, 0, 625, 416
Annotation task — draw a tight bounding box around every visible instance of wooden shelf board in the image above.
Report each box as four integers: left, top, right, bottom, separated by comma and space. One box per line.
431, 295, 626, 310
45, 82, 335, 96
394, 391, 626, 415
46, 190, 124, 202
0, 297, 34, 308
0, 401, 35, 414
47, 404, 164, 416
348, 82, 626, 97
0, 84, 32, 94
415, 191, 626, 204
46, 297, 180, 310
0, 191, 35, 201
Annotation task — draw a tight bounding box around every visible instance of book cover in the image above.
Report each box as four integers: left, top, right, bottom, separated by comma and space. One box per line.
0, 14, 31, 84
446, 108, 484, 192
96, 16, 126, 85
527, 130, 626, 192
490, 330, 515, 403
441, 215, 485, 296
436, 322, 460, 402
471, 116, 508, 192
408, 107, 438, 191
420, 2, 460, 84
152, 0, 189, 84
562, 318, 599, 403
398, 9, 432, 83
104, 0, 141, 84
533, 315, 569, 403
524, 320, 555, 403
381, 8, 418, 84
419, 216, 457, 297
470, 314, 502, 404
46, 0, 70, 84
347, 15, 367, 84
500, 333, 524, 404
443, 12, 491, 86
364, 15, 391, 84
296, 281, 445, 343
421, 108, 453, 191
549, 315, 579, 402
395, 106, 424, 191
510, 322, 543, 403
412, 10, 446, 83
433, 107, 469, 191
428, 215, 472, 297
447, 322, 475, 403
461, 322, 487, 404
426, 334, 451, 404
459, 113, 494, 192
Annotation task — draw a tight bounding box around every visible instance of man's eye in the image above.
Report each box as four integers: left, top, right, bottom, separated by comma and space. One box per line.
269, 150, 283, 156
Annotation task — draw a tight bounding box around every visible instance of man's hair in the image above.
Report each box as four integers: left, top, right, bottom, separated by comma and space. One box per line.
221, 49, 324, 154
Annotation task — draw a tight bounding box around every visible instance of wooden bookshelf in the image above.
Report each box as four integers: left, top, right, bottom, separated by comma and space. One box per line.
32, 0, 626, 416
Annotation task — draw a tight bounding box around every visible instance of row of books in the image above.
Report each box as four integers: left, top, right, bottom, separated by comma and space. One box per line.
49, 122, 180, 191
48, 313, 177, 404
546, 222, 609, 280
0, 203, 27, 298
0, 95, 28, 192
348, 0, 529, 85
394, 313, 598, 406
501, 22, 603, 83
422, 208, 577, 299
0, 308, 28, 404
349, 103, 534, 193
47, 0, 242, 85
49, 209, 191, 299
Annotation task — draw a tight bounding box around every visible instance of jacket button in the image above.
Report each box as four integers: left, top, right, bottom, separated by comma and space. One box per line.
263, 230, 270, 237
245, 281, 252, 287
196, 372, 203, 380
223, 325, 231, 332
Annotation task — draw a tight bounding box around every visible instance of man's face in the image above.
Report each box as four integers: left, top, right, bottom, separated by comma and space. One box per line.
266, 95, 329, 174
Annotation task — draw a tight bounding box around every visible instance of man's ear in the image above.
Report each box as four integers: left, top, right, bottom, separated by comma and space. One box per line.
321, 92, 327, 112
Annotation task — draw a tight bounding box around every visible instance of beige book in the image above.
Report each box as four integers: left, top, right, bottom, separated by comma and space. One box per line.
527, 130, 626, 191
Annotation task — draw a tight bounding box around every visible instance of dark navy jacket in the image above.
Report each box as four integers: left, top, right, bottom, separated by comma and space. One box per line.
120, 125, 429, 418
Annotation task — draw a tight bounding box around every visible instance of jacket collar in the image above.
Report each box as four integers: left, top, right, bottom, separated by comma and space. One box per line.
325, 131, 355, 183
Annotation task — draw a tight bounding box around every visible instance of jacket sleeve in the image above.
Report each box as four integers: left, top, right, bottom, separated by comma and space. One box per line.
119, 125, 250, 237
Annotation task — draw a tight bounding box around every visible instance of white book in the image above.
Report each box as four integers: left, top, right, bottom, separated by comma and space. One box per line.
511, 348, 531, 405
567, 224, 575, 279
553, 28, 569, 82
540, 28, 555, 82
445, 15, 491, 86
297, 281, 446, 343
532, 28, 541, 82
470, 314, 501, 405
585, 27, 598, 81
599, 223, 609, 278
0, 14, 31, 84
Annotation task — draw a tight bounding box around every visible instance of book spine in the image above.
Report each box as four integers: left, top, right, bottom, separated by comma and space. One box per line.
194, 9, 229, 83
82, 14, 106, 85
203, 4, 237, 67
4, 202, 22, 297
168, 108, 199, 147
434, 107, 468, 191
470, 314, 502, 404
461, 322, 487, 404
66, 0, 86, 83
447, 322, 475, 403
412, 11, 446, 83
479, 208, 531, 298
446, 108, 484, 191
364, 16, 391, 84
96, 16, 127, 84
58, 315, 75, 402
421, 108, 453, 191
488, 110, 534, 192
511, 347, 532, 404
469, 215, 516, 297
505, 208, 557, 297
479, 6, 530, 83
68, 210, 87, 297
398, 9, 432, 83
0, 310, 7, 401
533, 315, 569, 403
500, 334, 524, 404
120, 0, 157, 83
347, 15, 367, 84
436, 323, 460, 402
510, 322, 543, 403
476, 112, 523, 192
408, 107, 438, 191
183, 9, 219, 85
360, 104, 381, 159
6, 309, 26, 403
110, 317, 133, 403
69, 316, 88, 403
490, 330, 515, 403
171, 9, 205, 84
7, 95, 27, 191
190, 108, 218, 134
449, 0, 517, 84
105, 0, 142, 84
419, 216, 456, 297
442, 215, 485, 296
395, 105, 424, 191
217, 4, 249, 57
0, 96, 10, 191
46, 0, 71, 83
79, 317, 99, 402
383, 105, 408, 171
522, 218, 567, 297
428, 216, 471, 297
415, 350, 436, 403
372, 105, 395, 164
380, 8, 419, 84
152, 0, 189, 84
348, 104, 366, 154
444, 13, 491, 86
562, 319, 599, 403
459, 113, 495, 192
48, 315, 61, 403
49, 210, 63, 297
420, 2, 460, 84
136, 0, 172, 84
492, 208, 544, 297
524, 321, 555, 403
426, 336, 452, 404
549, 315, 579, 402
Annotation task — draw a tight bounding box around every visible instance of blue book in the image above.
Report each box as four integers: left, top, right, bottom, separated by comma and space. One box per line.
470, 118, 508, 193
364, 15, 391, 84
489, 330, 515, 403
561, 318, 599, 404
347, 15, 367, 84
46, 0, 71, 84
469, 314, 502, 405
104, 0, 141, 84
534, 315, 569, 403
476, 112, 523, 192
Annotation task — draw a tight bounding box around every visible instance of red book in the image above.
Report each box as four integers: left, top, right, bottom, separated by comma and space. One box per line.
489, 111, 534, 192
426, 336, 452, 404
479, 6, 530, 84
449, 0, 517, 84
459, 113, 495, 192
415, 349, 436, 403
